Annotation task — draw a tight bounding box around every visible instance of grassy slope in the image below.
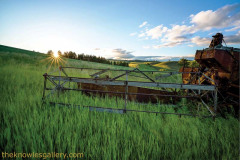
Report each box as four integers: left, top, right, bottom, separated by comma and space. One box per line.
153, 61, 180, 71
0, 45, 239, 159
129, 61, 180, 71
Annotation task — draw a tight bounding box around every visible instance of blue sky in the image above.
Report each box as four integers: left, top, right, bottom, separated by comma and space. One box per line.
0, 0, 239, 60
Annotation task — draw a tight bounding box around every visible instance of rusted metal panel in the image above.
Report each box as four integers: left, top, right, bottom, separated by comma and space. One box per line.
195, 49, 237, 73
179, 67, 199, 84
78, 82, 178, 103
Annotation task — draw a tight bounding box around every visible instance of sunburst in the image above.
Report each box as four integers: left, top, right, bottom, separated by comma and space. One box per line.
43, 52, 66, 72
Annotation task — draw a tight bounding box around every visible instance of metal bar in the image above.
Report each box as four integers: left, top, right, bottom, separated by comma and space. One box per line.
200, 98, 215, 116
190, 89, 198, 96
58, 67, 61, 97
202, 73, 216, 85
48, 68, 59, 75
49, 102, 213, 118
90, 69, 109, 77
42, 74, 47, 100
230, 83, 240, 88
135, 68, 155, 82
61, 66, 200, 73
200, 90, 210, 98
49, 76, 216, 91
214, 88, 218, 112
198, 73, 201, 94
46, 76, 58, 86
45, 87, 58, 99
226, 92, 239, 98
60, 87, 198, 98
61, 68, 69, 77
124, 71, 128, 112
110, 68, 137, 81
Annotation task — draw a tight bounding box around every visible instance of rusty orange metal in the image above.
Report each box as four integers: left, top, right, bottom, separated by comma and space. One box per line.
78, 82, 179, 104
180, 33, 239, 113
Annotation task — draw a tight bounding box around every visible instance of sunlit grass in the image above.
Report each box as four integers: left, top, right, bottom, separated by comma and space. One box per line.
0, 49, 239, 159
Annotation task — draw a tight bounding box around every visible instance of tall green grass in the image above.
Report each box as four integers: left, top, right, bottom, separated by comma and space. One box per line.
0, 49, 239, 159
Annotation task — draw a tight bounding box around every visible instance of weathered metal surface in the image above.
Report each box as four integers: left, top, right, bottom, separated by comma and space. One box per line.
179, 67, 199, 84
43, 66, 217, 117
77, 82, 179, 103
195, 49, 238, 74
49, 75, 216, 91
180, 33, 239, 114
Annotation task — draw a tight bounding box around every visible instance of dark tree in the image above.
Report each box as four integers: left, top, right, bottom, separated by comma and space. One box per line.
47, 50, 53, 55
178, 58, 189, 67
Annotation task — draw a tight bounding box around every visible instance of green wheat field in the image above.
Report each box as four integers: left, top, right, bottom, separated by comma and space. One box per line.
0, 45, 239, 159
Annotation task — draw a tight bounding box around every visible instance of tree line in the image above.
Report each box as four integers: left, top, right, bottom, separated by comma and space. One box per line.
47, 50, 129, 67
178, 58, 199, 67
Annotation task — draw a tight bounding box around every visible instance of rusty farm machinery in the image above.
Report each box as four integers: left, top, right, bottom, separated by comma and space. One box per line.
42, 33, 239, 118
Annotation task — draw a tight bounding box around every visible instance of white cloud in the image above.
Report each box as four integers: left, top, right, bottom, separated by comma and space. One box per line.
161, 25, 195, 43
139, 21, 148, 28
146, 25, 168, 39
138, 33, 145, 38
225, 26, 240, 32
190, 4, 240, 30
224, 31, 240, 44
225, 20, 240, 31
136, 4, 240, 48
153, 41, 184, 48
111, 48, 134, 59
191, 36, 211, 46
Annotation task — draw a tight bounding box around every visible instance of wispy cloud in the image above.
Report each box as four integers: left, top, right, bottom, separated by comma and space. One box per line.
224, 31, 240, 44
138, 33, 145, 38
191, 36, 211, 46
142, 46, 150, 49
139, 21, 148, 28
129, 32, 137, 36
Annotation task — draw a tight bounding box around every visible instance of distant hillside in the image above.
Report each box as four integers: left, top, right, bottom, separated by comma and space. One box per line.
153, 61, 180, 71
129, 61, 180, 71
0, 44, 44, 55
0, 44, 131, 71
126, 56, 194, 61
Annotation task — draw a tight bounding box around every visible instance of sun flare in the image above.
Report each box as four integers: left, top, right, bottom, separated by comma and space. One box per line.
42, 51, 66, 72
53, 52, 59, 58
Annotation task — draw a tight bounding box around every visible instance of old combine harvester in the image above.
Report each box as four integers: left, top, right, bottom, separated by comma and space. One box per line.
180, 33, 239, 115
42, 33, 239, 118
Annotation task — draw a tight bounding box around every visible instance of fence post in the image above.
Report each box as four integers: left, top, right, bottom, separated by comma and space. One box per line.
198, 72, 201, 94
214, 87, 218, 113
42, 73, 47, 101
124, 71, 128, 113
58, 66, 62, 97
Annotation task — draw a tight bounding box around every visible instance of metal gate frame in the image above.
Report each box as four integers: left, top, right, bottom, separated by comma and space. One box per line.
42, 66, 218, 118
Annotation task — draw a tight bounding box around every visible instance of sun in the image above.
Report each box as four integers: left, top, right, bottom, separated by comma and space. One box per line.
53, 52, 59, 58
41, 50, 66, 71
